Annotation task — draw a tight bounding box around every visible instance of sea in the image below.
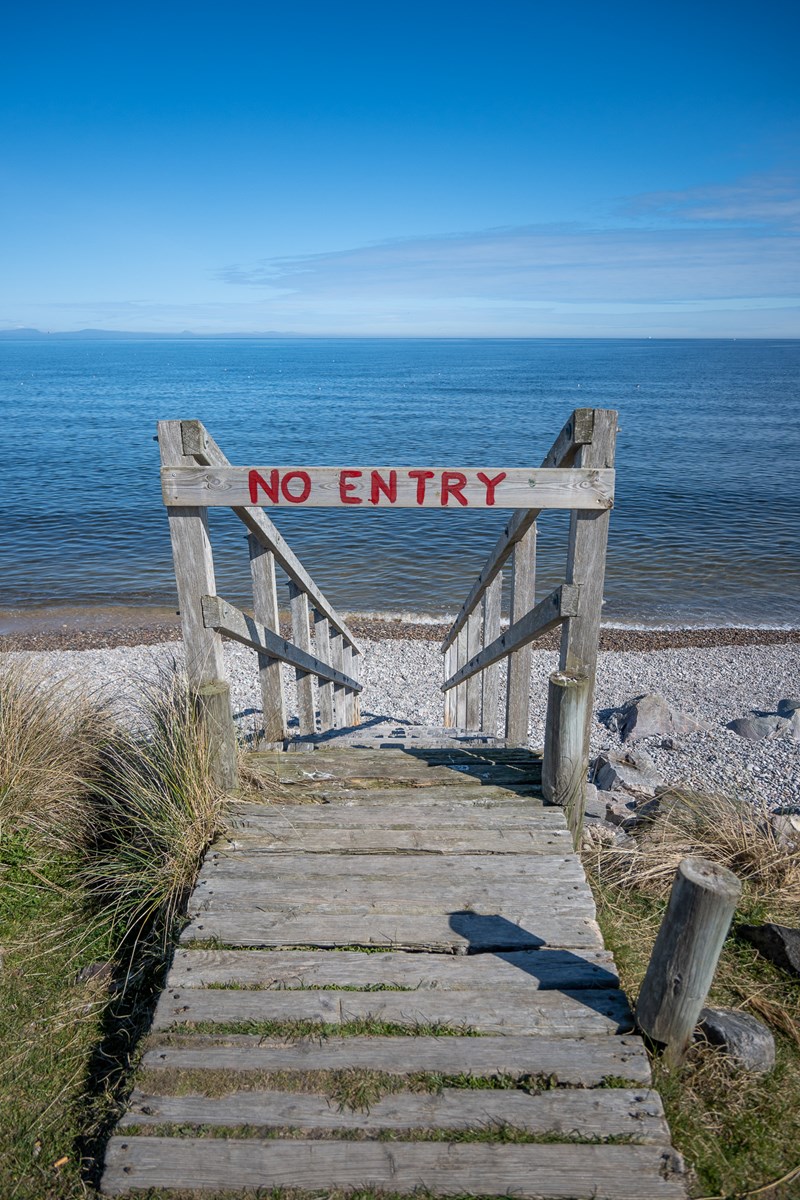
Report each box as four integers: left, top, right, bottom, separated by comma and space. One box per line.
1, 337, 799, 631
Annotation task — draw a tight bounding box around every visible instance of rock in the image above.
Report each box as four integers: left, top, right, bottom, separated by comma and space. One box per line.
788, 711, 800, 741
75, 961, 115, 987
777, 697, 800, 718
615, 693, 706, 743
581, 822, 616, 849
770, 813, 800, 848
593, 749, 664, 797
726, 716, 783, 741
603, 791, 639, 826
660, 736, 681, 751
738, 923, 800, 977
697, 1007, 775, 1074
583, 782, 607, 820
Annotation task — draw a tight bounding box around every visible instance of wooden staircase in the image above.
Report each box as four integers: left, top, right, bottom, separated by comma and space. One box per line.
101, 742, 686, 1198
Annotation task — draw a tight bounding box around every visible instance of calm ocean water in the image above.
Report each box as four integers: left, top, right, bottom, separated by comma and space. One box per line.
1, 337, 798, 628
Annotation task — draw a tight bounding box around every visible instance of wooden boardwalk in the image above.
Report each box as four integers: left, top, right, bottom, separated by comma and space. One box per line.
102, 739, 686, 1198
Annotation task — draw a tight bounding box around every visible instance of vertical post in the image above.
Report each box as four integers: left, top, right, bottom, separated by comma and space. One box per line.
314, 612, 334, 732
330, 629, 347, 728
158, 421, 237, 790
288, 581, 316, 736
443, 644, 456, 727
248, 535, 287, 745
351, 650, 361, 726
542, 670, 590, 846
636, 858, 742, 1065
559, 408, 617, 748
342, 642, 355, 727
505, 523, 536, 744
465, 607, 482, 731
455, 628, 467, 730
481, 572, 502, 736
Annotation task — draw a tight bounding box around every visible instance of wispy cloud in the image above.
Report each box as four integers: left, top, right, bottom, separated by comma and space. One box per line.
215, 174, 800, 335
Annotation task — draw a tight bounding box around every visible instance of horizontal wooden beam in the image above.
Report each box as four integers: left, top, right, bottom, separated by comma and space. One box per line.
178, 421, 361, 654
442, 585, 579, 691
162, 465, 614, 512
440, 409, 599, 652
201, 595, 361, 692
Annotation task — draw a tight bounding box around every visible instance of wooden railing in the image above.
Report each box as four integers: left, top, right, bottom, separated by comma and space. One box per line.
441, 408, 618, 843
158, 420, 362, 787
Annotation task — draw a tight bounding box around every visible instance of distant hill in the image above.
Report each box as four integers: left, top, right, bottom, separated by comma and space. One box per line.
0, 328, 299, 340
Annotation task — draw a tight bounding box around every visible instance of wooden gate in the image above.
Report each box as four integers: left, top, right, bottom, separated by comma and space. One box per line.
158, 408, 617, 845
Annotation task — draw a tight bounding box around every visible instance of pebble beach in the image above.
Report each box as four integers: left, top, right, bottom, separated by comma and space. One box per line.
3, 619, 799, 812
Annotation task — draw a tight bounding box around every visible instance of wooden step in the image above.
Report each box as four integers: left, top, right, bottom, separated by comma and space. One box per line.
180, 908, 603, 950
102, 1137, 686, 1197
120, 1086, 671, 1143
167, 947, 620, 990
200, 850, 585, 881
226, 800, 554, 828
152, 984, 634, 1036
187, 875, 595, 915
142, 1033, 653, 1085
218, 828, 572, 854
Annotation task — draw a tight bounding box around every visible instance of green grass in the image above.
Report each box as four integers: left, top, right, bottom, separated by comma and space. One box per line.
586, 850, 800, 1199
0, 664, 224, 1198
158, 1017, 481, 1039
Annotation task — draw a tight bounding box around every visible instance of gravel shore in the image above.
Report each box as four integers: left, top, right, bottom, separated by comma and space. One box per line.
3, 629, 798, 811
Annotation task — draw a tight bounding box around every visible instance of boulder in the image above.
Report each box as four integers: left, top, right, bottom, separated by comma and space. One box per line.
770, 812, 800, 848
593, 748, 664, 797
583, 782, 607, 821
777, 697, 800, 718
615, 693, 706, 743
738, 923, 800, 977
603, 790, 639, 827
697, 1007, 775, 1074
726, 716, 783, 741
788, 711, 800, 741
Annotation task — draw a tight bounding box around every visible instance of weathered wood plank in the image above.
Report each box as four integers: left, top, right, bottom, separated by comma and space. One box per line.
166, 947, 619, 990
236, 785, 544, 807
330, 629, 348, 728
248, 536, 287, 743
102, 1138, 684, 1198
120, 1087, 669, 1143
289, 582, 316, 736
187, 875, 593, 916
224, 801, 564, 829
441, 409, 597, 652
202, 596, 360, 691
443, 585, 578, 691
141, 1033, 653, 1084
152, 984, 633, 1036
465, 608, 482, 730
179, 908, 602, 949
481, 572, 502, 735
505, 523, 536, 744
157, 421, 236, 789
214, 827, 574, 855
543, 669, 591, 847
178, 420, 361, 650
313, 612, 334, 732
200, 851, 584, 881
162, 465, 615, 511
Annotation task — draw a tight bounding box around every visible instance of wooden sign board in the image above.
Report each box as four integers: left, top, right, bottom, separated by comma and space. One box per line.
161, 466, 614, 510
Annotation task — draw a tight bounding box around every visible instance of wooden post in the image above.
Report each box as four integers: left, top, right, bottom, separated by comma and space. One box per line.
314, 612, 334, 732
559, 410, 617, 759
481, 572, 502, 736
443, 644, 455, 727
465, 607, 482, 731
342, 642, 355, 727
505, 524, 536, 744
542, 670, 590, 847
288, 581, 316, 736
158, 421, 237, 790
330, 630, 347, 728
351, 650, 361, 726
636, 857, 742, 1065
455, 628, 467, 730
248, 536, 287, 745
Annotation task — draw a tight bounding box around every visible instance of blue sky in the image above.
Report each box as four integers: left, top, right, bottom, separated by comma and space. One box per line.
1, 1, 798, 336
